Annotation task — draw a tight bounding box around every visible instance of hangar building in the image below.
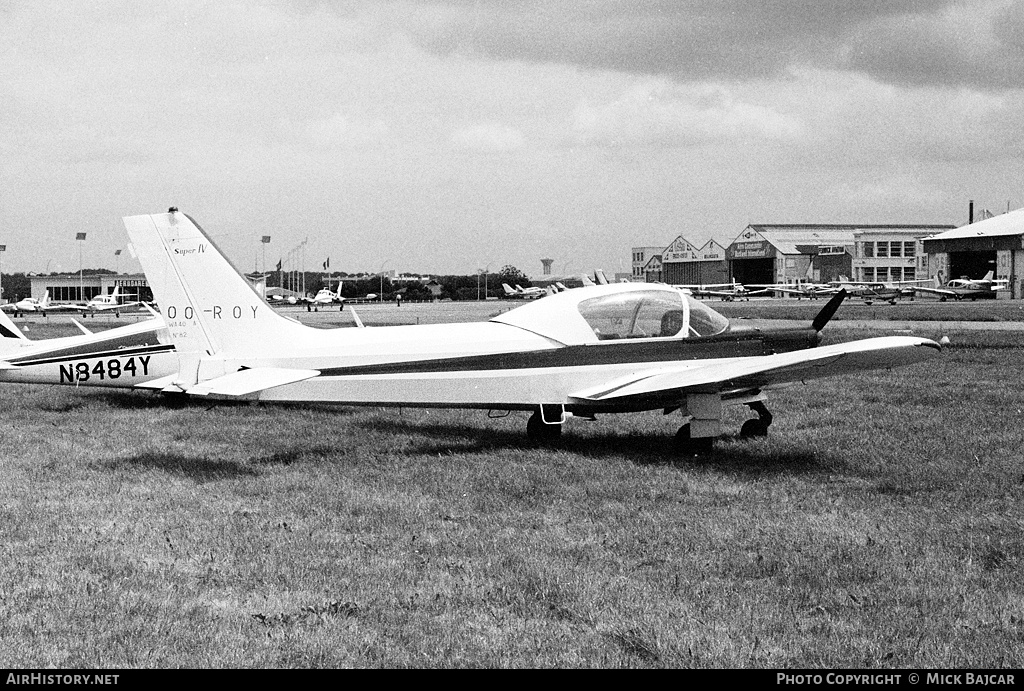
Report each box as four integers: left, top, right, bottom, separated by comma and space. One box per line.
28, 273, 152, 303
660, 236, 729, 285
631, 246, 663, 280
852, 225, 954, 283
922, 207, 1024, 299
725, 224, 955, 285
26, 271, 269, 304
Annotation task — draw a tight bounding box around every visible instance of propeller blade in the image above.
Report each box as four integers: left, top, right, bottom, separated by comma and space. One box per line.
811, 289, 847, 332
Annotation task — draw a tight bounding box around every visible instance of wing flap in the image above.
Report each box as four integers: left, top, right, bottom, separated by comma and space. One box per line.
186, 367, 321, 397
571, 336, 940, 402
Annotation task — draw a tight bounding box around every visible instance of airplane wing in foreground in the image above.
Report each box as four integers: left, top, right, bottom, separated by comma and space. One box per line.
570, 336, 940, 402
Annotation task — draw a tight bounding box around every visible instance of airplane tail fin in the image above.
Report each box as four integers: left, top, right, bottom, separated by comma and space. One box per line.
0, 308, 28, 341
982, 270, 994, 282
595, 269, 609, 285
502, 283, 516, 296
122, 210, 311, 359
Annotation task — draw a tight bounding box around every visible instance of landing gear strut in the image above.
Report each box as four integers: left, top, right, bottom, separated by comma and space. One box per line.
740, 400, 773, 438
526, 405, 563, 443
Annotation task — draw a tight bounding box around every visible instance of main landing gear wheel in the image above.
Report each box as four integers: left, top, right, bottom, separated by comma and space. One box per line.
527, 410, 562, 443
674, 424, 714, 456
740, 401, 773, 438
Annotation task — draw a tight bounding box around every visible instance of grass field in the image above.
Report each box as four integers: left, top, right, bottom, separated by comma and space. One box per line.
0, 310, 1022, 667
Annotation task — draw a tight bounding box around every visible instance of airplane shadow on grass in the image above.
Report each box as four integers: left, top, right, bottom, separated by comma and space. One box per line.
358, 418, 832, 478
81, 390, 363, 418
101, 451, 260, 483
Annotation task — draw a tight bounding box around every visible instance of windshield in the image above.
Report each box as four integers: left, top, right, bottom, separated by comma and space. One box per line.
578, 290, 728, 340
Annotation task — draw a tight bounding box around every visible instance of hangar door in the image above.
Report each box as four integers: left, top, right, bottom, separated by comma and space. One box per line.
948, 251, 996, 281
731, 258, 774, 285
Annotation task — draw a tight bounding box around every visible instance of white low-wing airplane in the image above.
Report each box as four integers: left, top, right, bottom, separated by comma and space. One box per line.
83, 286, 139, 316
122, 210, 942, 453
2, 290, 90, 317
0, 307, 177, 388
502, 283, 546, 299
310, 285, 344, 306
913, 271, 1009, 301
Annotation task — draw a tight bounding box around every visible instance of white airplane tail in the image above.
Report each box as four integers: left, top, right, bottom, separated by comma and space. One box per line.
982, 270, 994, 282
122, 210, 311, 359
0, 308, 27, 341
502, 283, 517, 296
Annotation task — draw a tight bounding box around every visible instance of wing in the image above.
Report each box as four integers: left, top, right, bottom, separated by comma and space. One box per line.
569, 336, 940, 403
912, 286, 957, 298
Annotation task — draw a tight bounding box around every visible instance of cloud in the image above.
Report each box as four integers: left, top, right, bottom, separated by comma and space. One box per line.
297, 113, 390, 148
838, 1, 1024, 89
571, 81, 802, 147
451, 123, 526, 151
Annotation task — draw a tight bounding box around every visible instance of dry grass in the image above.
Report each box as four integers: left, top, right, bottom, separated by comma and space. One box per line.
0, 319, 1021, 667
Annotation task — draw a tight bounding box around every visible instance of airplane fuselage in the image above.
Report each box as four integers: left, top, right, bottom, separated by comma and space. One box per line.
0, 322, 176, 387
184, 320, 821, 413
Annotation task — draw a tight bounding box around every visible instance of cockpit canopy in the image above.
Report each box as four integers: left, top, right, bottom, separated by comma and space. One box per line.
491, 284, 730, 345
578, 290, 730, 340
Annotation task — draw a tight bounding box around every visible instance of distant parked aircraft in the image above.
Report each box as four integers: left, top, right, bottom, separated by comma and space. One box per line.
913, 271, 1009, 301
83, 286, 138, 316
1, 290, 89, 317
675, 283, 773, 301
502, 283, 545, 299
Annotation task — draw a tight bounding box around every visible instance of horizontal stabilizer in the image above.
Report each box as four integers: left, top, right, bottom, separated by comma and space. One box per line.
133, 374, 180, 390
186, 367, 320, 397
0, 361, 18, 370
570, 336, 940, 402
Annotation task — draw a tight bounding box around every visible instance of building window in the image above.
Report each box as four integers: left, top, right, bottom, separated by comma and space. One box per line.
889, 242, 902, 257
862, 242, 874, 258
904, 268, 915, 281
863, 268, 874, 281
904, 241, 916, 257
876, 243, 888, 258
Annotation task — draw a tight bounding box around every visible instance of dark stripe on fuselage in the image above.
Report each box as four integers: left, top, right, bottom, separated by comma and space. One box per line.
8, 343, 174, 367
314, 328, 819, 377
3, 328, 167, 366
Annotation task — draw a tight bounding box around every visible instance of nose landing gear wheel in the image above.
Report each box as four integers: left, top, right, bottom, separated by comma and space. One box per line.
740, 400, 773, 438
674, 424, 714, 456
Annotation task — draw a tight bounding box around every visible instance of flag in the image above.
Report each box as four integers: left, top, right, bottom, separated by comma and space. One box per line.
261, 236, 271, 244
323, 257, 330, 270
75, 232, 87, 240
275, 259, 282, 272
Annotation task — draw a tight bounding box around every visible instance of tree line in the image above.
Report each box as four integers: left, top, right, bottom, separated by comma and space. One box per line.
0, 265, 533, 304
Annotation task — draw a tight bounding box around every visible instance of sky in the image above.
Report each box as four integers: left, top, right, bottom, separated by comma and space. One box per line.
3, 0, 1024, 279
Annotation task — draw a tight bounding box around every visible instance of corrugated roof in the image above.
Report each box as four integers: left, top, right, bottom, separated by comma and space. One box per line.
923, 207, 1024, 240
741, 224, 954, 255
